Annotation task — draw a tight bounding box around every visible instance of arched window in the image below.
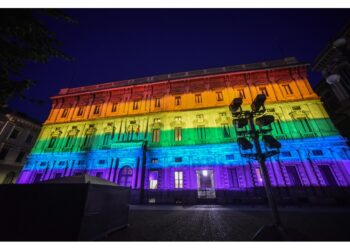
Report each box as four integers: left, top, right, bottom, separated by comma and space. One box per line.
2, 172, 16, 184
118, 166, 133, 187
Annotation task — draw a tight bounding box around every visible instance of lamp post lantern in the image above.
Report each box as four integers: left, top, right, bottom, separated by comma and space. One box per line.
230, 94, 283, 236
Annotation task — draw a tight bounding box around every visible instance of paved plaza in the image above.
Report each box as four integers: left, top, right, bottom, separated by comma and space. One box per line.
105, 205, 350, 241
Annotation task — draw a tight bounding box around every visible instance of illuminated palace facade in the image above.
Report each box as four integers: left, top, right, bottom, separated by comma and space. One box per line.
17, 57, 350, 204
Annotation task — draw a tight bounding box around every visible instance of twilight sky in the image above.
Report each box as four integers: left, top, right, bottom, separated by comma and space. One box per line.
9, 9, 350, 122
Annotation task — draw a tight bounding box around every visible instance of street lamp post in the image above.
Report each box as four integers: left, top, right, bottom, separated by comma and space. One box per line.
230, 94, 283, 236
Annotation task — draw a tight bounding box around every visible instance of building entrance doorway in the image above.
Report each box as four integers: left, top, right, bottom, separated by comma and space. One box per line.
196, 170, 216, 199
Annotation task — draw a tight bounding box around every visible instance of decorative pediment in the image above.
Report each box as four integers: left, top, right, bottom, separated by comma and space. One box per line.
127, 123, 140, 132
104, 123, 115, 133
85, 126, 96, 135
193, 118, 209, 126
215, 116, 232, 125
169, 120, 186, 128
150, 122, 164, 129
68, 127, 79, 136
51, 128, 62, 137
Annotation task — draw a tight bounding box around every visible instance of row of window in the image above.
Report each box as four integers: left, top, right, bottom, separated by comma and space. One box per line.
60, 84, 297, 119
46, 118, 316, 150
0, 147, 26, 163
8, 128, 33, 143
281, 150, 324, 157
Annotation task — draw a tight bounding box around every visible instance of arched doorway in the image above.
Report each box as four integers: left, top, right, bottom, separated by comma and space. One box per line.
118, 166, 133, 187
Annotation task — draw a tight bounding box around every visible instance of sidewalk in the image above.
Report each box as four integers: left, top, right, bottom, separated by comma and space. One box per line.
104, 205, 350, 241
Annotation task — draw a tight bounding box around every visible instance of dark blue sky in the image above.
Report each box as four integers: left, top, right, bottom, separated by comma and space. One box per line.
10, 9, 350, 122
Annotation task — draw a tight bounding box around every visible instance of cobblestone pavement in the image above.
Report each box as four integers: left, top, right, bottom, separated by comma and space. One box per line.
104, 205, 350, 241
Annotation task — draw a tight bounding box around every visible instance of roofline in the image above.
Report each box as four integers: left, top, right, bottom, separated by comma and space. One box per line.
313, 21, 350, 71
52, 57, 309, 99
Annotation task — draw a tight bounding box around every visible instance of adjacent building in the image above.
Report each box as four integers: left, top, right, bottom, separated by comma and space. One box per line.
0, 109, 41, 184
17, 57, 350, 204
313, 22, 350, 142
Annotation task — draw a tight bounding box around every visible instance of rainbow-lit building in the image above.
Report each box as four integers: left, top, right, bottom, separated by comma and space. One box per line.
17, 57, 350, 204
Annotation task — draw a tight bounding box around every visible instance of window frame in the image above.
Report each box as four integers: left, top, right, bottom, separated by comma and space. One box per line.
174, 171, 183, 189
216, 91, 224, 101
174, 127, 182, 142
152, 129, 160, 143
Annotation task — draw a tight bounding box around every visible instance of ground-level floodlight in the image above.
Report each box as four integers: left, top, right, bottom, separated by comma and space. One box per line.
229, 98, 243, 113
262, 135, 281, 149
255, 115, 275, 127
251, 94, 266, 113
237, 137, 253, 150
235, 117, 248, 128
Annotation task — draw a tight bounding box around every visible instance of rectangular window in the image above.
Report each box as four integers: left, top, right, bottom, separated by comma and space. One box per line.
61, 109, 68, 118
111, 103, 118, 112
175, 171, 183, 188
103, 133, 112, 145
77, 107, 84, 116
175, 157, 182, 162
133, 101, 139, 110
174, 127, 182, 142
197, 126, 206, 140
292, 106, 301, 111
238, 89, 246, 99
195, 94, 202, 104
259, 87, 269, 97
222, 124, 231, 138
229, 168, 239, 188
282, 84, 293, 95
285, 165, 301, 186
149, 171, 158, 189
151, 158, 158, 164
296, 118, 313, 133
152, 129, 160, 143
25, 134, 33, 143
271, 119, 284, 135
175, 96, 181, 106
281, 151, 292, 157
0, 147, 9, 160
82, 134, 92, 147
226, 154, 234, 160
15, 152, 25, 163
318, 165, 338, 186
93, 105, 101, 114
155, 98, 161, 108
65, 136, 74, 148
48, 137, 57, 148
98, 160, 105, 164
216, 91, 224, 101
312, 150, 323, 156
10, 129, 20, 139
